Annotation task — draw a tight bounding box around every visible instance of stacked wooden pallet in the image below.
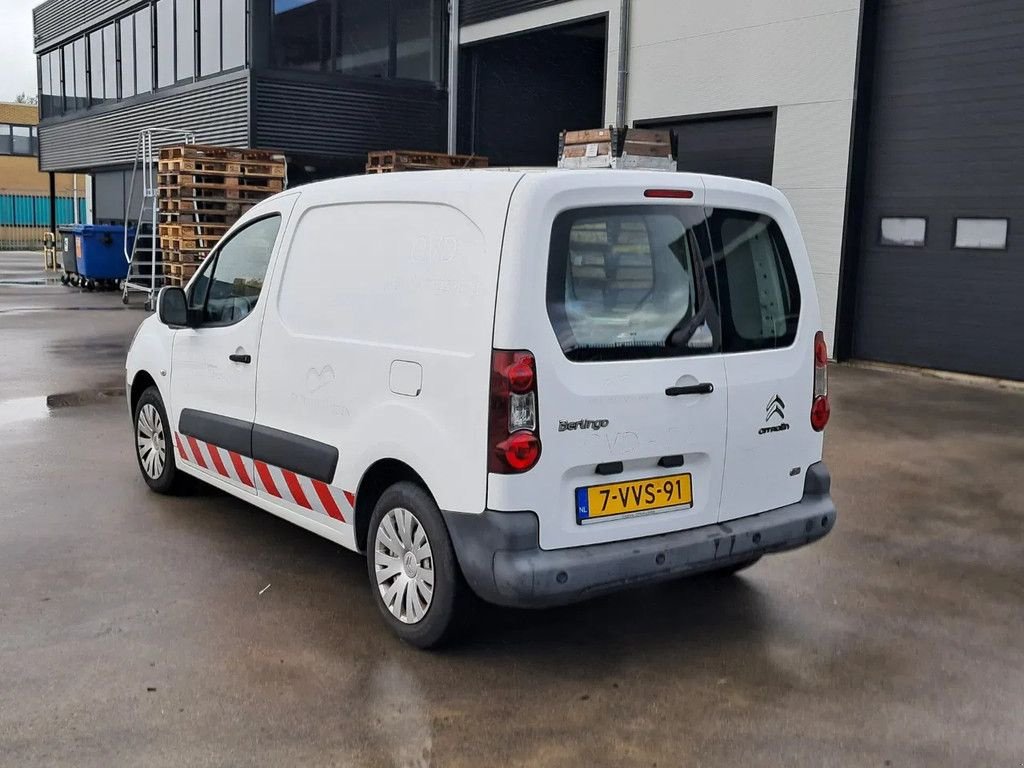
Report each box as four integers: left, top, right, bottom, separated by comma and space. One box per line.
366, 150, 488, 174
558, 127, 676, 171
157, 144, 286, 285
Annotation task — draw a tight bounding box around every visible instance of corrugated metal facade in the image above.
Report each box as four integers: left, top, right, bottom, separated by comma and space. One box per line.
460, 0, 566, 26
38, 75, 250, 172
252, 77, 446, 160
850, 0, 1024, 380
33, 0, 136, 51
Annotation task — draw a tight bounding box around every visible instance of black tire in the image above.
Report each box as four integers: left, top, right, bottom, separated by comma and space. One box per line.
133, 386, 187, 495
366, 482, 467, 649
711, 556, 762, 576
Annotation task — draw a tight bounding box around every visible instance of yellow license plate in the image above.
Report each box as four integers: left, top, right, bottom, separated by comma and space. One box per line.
576, 473, 693, 524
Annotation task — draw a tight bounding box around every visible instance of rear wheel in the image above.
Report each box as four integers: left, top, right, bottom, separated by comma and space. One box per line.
134, 386, 187, 495
366, 482, 466, 649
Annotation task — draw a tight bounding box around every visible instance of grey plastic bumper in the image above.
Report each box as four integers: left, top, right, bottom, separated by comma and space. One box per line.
444, 462, 836, 608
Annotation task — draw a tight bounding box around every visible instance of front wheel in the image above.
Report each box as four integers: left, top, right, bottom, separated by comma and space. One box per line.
133, 386, 187, 495
366, 482, 467, 649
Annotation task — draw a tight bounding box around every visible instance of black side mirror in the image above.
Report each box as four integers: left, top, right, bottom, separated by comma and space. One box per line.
157, 286, 190, 327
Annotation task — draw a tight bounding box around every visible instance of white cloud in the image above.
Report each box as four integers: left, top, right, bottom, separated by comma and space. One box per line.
0, 0, 40, 103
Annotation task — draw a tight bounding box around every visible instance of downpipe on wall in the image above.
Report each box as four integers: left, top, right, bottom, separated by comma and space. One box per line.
616, 0, 631, 128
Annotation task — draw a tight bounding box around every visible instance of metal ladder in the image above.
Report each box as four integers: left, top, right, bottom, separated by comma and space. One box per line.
122, 128, 196, 308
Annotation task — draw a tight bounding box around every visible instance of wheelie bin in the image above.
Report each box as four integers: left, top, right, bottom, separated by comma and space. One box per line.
58, 226, 80, 286
74, 225, 135, 291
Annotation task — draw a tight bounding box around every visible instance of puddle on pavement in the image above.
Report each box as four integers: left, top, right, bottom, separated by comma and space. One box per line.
0, 387, 126, 427
0, 278, 61, 287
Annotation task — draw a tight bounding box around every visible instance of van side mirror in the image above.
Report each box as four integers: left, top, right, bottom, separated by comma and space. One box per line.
157, 286, 191, 327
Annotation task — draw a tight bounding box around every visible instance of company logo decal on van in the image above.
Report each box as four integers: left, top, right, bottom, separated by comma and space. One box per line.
759, 395, 790, 435
559, 419, 610, 432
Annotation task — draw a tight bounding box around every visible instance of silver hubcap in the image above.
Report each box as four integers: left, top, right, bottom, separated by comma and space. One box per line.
374, 507, 435, 624
136, 403, 166, 480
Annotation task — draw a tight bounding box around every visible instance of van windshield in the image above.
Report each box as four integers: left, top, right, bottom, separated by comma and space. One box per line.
546, 206, 800, 361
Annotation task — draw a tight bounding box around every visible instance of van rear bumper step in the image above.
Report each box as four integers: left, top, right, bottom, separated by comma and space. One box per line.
444, 462, 836, 608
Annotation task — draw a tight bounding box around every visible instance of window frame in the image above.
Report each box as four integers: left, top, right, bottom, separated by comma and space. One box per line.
186, 213, 283, 329
952, 217, 1010, 252
878, 215, 928, 248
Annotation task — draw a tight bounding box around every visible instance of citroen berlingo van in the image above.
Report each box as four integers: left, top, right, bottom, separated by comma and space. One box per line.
126, 169, 837, 647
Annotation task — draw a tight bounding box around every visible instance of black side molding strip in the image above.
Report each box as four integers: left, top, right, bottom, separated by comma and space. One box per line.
252, 423, 339, 484
179, 409, 253, 457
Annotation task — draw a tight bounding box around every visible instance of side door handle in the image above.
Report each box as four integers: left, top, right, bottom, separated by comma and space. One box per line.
666, 382, 714, 396
229, 353, 252, 364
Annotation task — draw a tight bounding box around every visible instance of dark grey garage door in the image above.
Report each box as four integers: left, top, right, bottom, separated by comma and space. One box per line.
850, 0, 1024, 380
640, 110, 776, 184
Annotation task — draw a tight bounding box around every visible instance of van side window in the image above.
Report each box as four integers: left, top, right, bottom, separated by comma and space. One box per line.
547, 206, 720, 361
189, 215, 282, 327
706, 210, 800, 352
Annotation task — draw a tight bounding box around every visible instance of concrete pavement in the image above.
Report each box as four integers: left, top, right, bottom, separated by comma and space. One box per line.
1, 251, 1022, 766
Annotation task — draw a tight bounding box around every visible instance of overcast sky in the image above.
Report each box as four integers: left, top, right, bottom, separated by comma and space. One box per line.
1, 0, 40, 103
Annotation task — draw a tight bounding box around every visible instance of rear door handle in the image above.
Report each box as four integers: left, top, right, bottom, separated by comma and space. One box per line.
666, 382, 714, 396
229, 353, 251, 364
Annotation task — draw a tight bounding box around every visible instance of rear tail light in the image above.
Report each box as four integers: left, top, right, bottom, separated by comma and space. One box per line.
489, 350, 541, 473
811, 331, 830, 432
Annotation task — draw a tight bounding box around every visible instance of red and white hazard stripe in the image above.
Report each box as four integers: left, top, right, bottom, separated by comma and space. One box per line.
174, 432, 354, 523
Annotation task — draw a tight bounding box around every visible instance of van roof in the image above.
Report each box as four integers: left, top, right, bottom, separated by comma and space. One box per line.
254, 168, 787, 216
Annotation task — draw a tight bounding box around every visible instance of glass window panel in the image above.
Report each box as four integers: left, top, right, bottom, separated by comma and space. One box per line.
62, 43, 75, 111
336, 0, 390, 78
74, 38, 88, 109
120, 17, 136, 98
90, 30, 104, 103
200, 0, 221, 76
38, 56, 50, 116
13, 126, 33, 155
954, 218, 1008, 250
272, 0, 330, 71
176, 0, 195, 81
104, 25, 117, 100
396, 0, 440, 82
0, 126, 11, 156
222, 0, 246, 69
47, 50, 63, 116
156, 0, 174, 87
135, 7, 153, 93
880, 217, 926, 247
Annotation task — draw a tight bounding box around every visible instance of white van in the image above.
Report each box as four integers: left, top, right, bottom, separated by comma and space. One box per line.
126, 169, 836, 647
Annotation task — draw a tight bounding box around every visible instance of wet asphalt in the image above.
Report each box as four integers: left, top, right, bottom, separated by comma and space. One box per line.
0, 251, 1022, 767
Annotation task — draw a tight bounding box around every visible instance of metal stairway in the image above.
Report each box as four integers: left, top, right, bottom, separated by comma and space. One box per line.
122, 128, 196, 308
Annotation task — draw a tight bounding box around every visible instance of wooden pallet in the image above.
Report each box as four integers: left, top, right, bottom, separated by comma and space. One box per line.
158, 175, 284, 192
160, 144, 286, 164
158, 158, 285, 178
366, 150, 488, 174
159, 221, 234, 238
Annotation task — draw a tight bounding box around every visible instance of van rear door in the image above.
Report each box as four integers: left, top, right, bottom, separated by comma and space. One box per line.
490, 174, 729, 551
702, 183, 824, 522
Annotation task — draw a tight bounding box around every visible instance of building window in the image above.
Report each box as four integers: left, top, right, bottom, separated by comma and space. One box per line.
272, 0, 331, 71
396, 0, 441, 82
199, 0, 222, 76
270, 0, 444, 83
120, 16, 137, 98
954, 218, 1008, 250
0, 125, 38, 157
104, 25, 118, 100
135, 6, 154, 94
336, 0, 389, 78
73, 38, 88, 110
156, 0, 175, 87
222, 0, 247, 70
879, 217, 927, 247
89, 29, 105, 104
176, 0, 195, 82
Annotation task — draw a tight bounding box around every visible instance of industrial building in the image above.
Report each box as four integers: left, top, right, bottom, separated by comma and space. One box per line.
31, 0, 1024, 379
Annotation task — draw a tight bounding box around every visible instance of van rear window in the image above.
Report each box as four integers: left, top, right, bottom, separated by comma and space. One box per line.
546, 206, 800, 361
